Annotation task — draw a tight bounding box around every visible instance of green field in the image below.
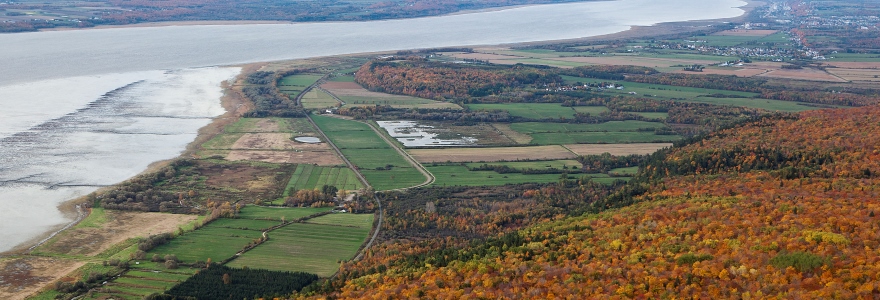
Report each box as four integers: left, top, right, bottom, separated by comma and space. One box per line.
468, 103, 577, 119
148, 223, 263, 263
226, 221, 372, 277
630, 112, 669, 119
307, 213, 374, 228
284, 164, 364, 195
572, 106, 610, 115
464, 159, 582, 170
237, 206, 332, 221
609, 166, 640, 176
330, 75, 356, 82
507, 120, 680, 145
301, 89, 340, 109
509, 121, 667, 134
561, 76, 821, 112
278, 74, 324, 96
528, 131, 681, 145
312, 115, 426, 190
340, 95, 436, 107
428, 165, 620, 186
84, 268, 199, 300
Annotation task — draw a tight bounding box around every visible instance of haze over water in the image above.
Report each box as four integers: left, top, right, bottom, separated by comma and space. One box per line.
0, 0, 746, 253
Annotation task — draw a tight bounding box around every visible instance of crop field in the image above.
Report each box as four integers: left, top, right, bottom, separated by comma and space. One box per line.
609, 166, 640, 176
825, 68, 880, 82
464, 159, 582, 170
561, 76, 821, 112
321, 81, 460, 109
312, 115, 426, 190
410, 145, 576, 163
226, 221, 372, 277
84, 268, 199, 300
528, 131, 681, 145
564, 143, 672, 156
467, 103, 577, 119
301, 89, 340, 109
427, 165, 620, 187
509, 121, 667, 134
208, 218, 281, 231
237, 206, 332, 221
278, 74, 324, 96
571, 106, 610, 115
284, 164, 363, 195
147, 223, 263, 263
306, 213, 373, 228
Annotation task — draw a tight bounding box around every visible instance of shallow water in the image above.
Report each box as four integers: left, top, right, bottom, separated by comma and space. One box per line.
377, 121, 477, 147
0, 68, 239, 252
0, 0, 745, 253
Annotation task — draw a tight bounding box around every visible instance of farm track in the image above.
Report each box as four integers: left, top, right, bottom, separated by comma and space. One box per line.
362, 120, 435, 191
301, 80, 383, 268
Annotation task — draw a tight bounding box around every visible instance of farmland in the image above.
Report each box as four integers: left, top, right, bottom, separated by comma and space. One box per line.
560, 75, 820, 112
147, 223, 264, 263
278, 74, 324, 97
201, 117, 344, 165
312, 115, 426, 190
409, 145, 576, 163
283, 164, 363, 195
564, 143, 672, 156
301, 89, 340, 109
83, 268, 199, 300
468, 103, 577, 119
427, 165, 621, 187
321, 81, 460, 109
227, 215, 373, 277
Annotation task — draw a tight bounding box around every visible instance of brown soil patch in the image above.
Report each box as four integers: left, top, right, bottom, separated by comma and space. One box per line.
757, 68, 846, 82
227, 150, 343, 165
320, 81, 362, 90
230, 133, 327, 150
672, 67, 769, 77
0, 256, 85, 300
324, 85, 416, 99
823, 62, 880, 69
410, 145, 575, 163
712, 29, 777, 36
552, 56, 718, 68
40, 211, 198, 257
564, 143, 672, 156
490, 123, 532, 144
826, 68, 880, 81
248, 119, 281, 132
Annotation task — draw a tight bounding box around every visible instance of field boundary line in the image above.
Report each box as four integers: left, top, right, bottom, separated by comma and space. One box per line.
317, 86, 346, 106
560, 144, 579, 156
306, 114, 383, 273
292, 74, 330, 107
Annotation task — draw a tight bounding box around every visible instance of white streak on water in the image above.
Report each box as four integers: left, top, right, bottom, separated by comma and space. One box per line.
0, 67, 239, 252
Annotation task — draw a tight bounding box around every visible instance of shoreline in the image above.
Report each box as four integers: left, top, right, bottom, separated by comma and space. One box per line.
35, 2, 562, 32
2, 0, 755, 257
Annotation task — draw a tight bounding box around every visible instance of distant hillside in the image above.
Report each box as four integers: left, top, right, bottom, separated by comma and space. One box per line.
318, 105, 880, 298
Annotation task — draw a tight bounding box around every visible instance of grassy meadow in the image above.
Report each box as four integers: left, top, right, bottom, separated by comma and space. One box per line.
312, 115, 426, 190
226, 216, 373, 277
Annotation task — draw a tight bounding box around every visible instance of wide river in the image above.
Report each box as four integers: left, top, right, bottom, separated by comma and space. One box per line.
0, 0, 746, 253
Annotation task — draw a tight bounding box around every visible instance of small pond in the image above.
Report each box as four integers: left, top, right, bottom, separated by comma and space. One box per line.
294, 136, 322, 143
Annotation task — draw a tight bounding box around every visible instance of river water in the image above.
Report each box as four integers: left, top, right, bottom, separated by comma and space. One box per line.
0, 0, 746, 253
